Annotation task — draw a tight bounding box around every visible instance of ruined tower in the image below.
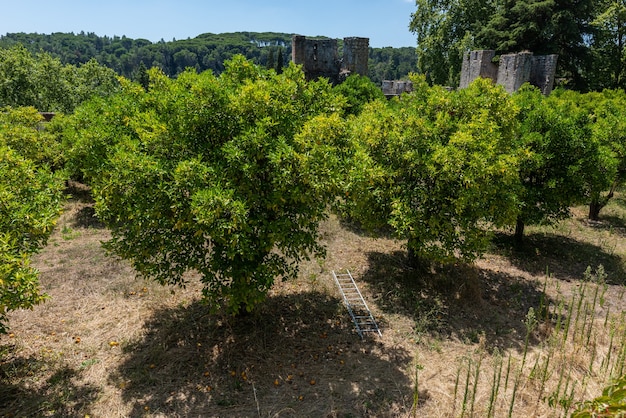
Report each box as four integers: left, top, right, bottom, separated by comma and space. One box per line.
342, 37, 370, 77
291, 35, 340, 82
291, 35, 369, 84
459, 50, 498, 90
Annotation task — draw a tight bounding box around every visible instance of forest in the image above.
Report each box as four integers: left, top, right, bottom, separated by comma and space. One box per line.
0, 31, 418, 86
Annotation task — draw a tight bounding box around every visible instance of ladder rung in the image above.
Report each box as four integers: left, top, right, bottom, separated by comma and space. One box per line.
333, 270, 381, 339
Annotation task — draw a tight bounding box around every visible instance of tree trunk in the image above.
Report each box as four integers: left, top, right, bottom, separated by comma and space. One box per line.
514, 217, 525, 245
407, 236, 420, 268
588, 189, 614, 221
588, 198, 602, 221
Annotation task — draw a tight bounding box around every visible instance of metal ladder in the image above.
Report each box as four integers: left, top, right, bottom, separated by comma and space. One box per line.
332, 270, 382, 339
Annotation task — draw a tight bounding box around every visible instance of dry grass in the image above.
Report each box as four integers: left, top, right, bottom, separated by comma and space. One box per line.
2, 183, 626, 417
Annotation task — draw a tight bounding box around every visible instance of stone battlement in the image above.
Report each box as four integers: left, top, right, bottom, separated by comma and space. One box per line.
460, 50, 558, 95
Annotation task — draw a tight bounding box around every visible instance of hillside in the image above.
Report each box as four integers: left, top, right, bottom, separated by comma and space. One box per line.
0, 31, 417, 85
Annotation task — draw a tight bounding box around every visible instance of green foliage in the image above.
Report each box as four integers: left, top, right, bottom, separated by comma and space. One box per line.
0, 106, 62, 168
343, 77, 522, 263
550, 88, 626, 220
572, 374, 626, 417
475, 0, 595, 90
0, 44, 119, 112
589, 0, 626, 90
512, 86, 597, 238
409, 0, 490, 86
0, 32, 417, 87
0, 108, 64, 333
62, 77, 144, 182
333, 74, 386, 116
410, 0, 611, 90
67, 57, 349, 314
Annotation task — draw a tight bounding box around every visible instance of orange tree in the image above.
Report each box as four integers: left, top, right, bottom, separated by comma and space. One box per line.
0, 108, 64, 333
65, 56, 350, 314
511, 86, 598, 242
549, 88, 626, 221
342, 77, 522, 265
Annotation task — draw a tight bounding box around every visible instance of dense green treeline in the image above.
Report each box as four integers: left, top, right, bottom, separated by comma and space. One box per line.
0, 31, 417, 86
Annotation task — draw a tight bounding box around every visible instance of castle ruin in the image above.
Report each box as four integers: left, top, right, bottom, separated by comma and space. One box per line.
291, 35, 369, 84
460, 50, 558, 95
382, 80, 413, 98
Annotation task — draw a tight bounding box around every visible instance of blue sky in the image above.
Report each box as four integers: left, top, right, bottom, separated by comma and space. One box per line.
1, 0, 417, 48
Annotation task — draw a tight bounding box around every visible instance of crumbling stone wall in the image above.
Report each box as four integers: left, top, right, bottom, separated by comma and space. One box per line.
343, 37, 369, 78
291, 35, 369, 84
382, 80, 413, 98
529, 54, 558, 95
459, 50, 498, 90
460, 50, 558, 95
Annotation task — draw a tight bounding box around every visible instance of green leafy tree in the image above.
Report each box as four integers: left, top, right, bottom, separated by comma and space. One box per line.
553, 89, 626, 220
67, 57, 349, 314
343, 77, 522, 264
512, 86, 595, 241
586, 89, 626, 219
590, 0, 626, 90
276, 47, 284, 74
0, 109, 64, 333
409, 0, 492, 86
266, 47, 276, 70
333, 74, 386, 116
410, 0, 597, 89
0, 45, 119, 112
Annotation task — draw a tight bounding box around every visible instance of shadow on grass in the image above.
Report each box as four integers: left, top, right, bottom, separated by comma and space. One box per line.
361, 250, 549, 353
65, 180, 94, 204
0, 347, 100, 417
492, 232, 626, 285
112, 291, 413, 417
64, 181, 106, 229
583, 215, 626, 237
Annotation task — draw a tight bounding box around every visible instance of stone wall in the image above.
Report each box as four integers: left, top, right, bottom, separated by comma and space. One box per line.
459, 50, 498, 90
343, 37, 370, 77
291, 35, 369, 84
382, 80, 413, 98
460, 50, 558, 95
529, 54, 558, 95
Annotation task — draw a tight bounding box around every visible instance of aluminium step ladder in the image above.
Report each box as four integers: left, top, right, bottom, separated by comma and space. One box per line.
332, 270, 382, 339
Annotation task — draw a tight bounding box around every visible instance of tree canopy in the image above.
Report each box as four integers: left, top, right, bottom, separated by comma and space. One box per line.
0, 44, 119, 112
343, 77, 522, 263
0, 107, 64, 333
65, 57, 351, 314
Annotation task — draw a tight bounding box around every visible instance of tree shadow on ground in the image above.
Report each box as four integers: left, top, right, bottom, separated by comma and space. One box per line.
491, 232, 625, 285
112, 291, 414, 417
582, 215, 626, 237
64, 181, 105, 229
0, 346, 100, 417
361, 250, 549, 354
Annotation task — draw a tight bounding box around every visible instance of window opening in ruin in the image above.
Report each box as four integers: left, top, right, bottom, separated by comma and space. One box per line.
313, 43, 318, 61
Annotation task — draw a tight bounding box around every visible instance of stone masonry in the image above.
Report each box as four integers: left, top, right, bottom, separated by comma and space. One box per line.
460, 50, 558, 95
291, 35, 369, 84
381, 80, 413, 98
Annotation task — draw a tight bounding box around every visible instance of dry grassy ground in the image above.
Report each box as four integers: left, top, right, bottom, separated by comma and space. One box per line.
2, 184, 626, 417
